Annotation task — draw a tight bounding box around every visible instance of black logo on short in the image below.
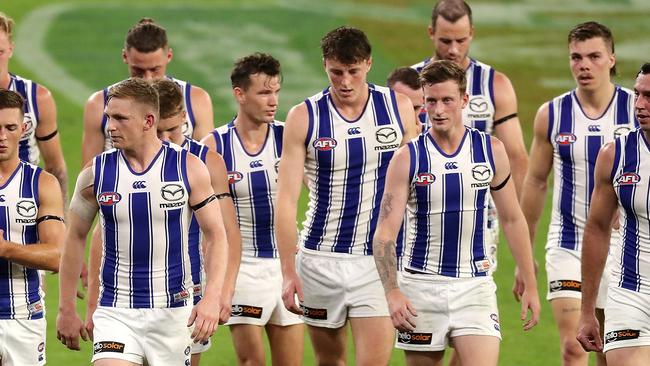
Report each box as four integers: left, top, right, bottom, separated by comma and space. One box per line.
376, 127, 397, 144
184, 346, 191, 355
549, 279, 581, 293
471, 165, 491, 182
397, 331, 433, 345
605, 329, 640, 344
16, 200, 37, 218
300, 305, 327, 320
231, 304, 263, 319
161, 184, 184, 201
468, 96, 488, 113
93, 341, 125, 354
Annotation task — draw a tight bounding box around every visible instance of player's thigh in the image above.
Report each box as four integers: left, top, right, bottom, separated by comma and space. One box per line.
349, 316, 394, 365
266, 324, 304, 366
0, 318, 46, 366
307, 324, 347, 361
606, 346, 650, 366
404, 350, 444, 366
550, 297, 582, 337
452, 335, 499, 366
94, 359, 139, 366
229, 324, 265, 364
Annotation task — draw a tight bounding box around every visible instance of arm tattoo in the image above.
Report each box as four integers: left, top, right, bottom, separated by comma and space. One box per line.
373, 238, 398, 293
380, 193, 393, 220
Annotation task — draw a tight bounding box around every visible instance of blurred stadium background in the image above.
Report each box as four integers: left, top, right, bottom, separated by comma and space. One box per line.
4, 0, 649, 364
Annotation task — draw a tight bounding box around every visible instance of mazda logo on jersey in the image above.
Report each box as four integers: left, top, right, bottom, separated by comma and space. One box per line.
614, 126, 631, 138
16, 200, 37, 218
617, 173, 640, 185
98, 192, 122, 206
376, 127, 397, 144
471, 165, 491, 182
161, 184, 185, 201
228, 171, 243, 184
555, 133, 576, 145
468, 96, 488, 113
132, 181, 147, 189
414, 173, 436, 186
313, 137, 337, 151
249, 160, 263, 168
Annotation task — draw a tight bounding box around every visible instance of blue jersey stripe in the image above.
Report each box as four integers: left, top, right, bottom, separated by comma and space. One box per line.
547, 101, 555, 141
99, 153, 120, 307
333, 137, 365, 253
166, 207, 186, 308
470, 131, 488, 276
212, 130, 223, 155
249, 170, 274, 257
558, 95, 577, 250
616, 87, 629, 125
305, 101, 315, 148
130, 192, 152, 308
471, 63, 487, 132
586, 135, 603, 204
0, 208, 12, 317
410, 138, 430, 271
440, 173, 462, 277
619, 133, 641, 291
184, 82, 196, 130
273, 124, 284, 156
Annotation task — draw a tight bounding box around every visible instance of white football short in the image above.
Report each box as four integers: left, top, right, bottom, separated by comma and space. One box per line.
0, 318, 46, 365
603, 286, 650, 353
395, 271, 501, 352
226, 256, 302, 327
296, 248, 389, 328
92, 306, 193, 365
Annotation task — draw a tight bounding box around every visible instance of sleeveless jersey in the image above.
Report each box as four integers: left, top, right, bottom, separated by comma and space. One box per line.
301, 84, 404, 255
94, 145, 194, 308
211, 121, 283, 258
404, 128, 495, 277
101, 76, 197, 150
0, 162, 43, 319
611, 129, 650, 294
546, 86, 637, 251
7, 74, 41, 165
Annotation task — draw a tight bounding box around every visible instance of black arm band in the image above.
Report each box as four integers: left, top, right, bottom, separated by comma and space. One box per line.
36, 215, 65, 224
215, 192, 232, 200
191, 194, 217, 211
490, 173, 511, 191
35, 129, 59, 141
492, 113, 518, 127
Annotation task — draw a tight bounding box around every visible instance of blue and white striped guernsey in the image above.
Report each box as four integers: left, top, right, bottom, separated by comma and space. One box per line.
0, 162, 43, 319
7, 74, 41, 165
101, 77, 197, 150
546, 86, 638, 252
412, 58, 495, 134
211, 121, 283, 258
404, 128, 495, 277
302, 84, 404, 255
94, 144, 194, 308
611, 129, 650, 294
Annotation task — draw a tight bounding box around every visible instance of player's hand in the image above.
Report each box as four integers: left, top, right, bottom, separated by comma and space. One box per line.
519, 287, 540, 331
188, 296, 220, 344
76, 262, 89, 299
386, 289, 417, 332
512, 261, 538, 301
576, 313, 603, 352
84, 302, 97, 341
281, 270, 304, 315
219, 287, 234, 324
56, 309, 88, 351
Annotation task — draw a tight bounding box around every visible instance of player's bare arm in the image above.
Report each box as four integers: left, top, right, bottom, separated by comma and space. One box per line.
520, 103, 553, 246
489, 137, 540, 331
275, 103, 308, 315
576, 143, 618, 353
57, 165, 97, 350
492, 71, 528, 197
81, 91, 107, 166
372, 145, 417, 332
205, 149, 242, 323
186, 153, 228, 343
189, 86, 214, 140
34, 85, 68, 203
0, 171, 63, 272
394, 91, 419, 142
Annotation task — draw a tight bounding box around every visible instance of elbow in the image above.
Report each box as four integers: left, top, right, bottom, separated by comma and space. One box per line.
49, 248, 62, 273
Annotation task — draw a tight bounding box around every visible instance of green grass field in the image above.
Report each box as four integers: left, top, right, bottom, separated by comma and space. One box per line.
3, 0, 650, 364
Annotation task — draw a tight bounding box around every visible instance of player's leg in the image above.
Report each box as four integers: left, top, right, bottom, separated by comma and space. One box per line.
190, 353, 201, 366
266, 324, 304, 366
308, 324, 348, 366
550, 297, 588, 366
91, 307, 145, 366
595, 308, 607, 366
229, 324, 266, 366
404, 350, 445, 366
349, 317, 394, 366
94, 360, 139, 366
446, 349, 460, 366
452, 335, 499, 366
2, 318, 47, 366
606, 346, 650, 366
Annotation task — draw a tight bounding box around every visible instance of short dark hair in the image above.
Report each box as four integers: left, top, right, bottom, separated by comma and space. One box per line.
638, 63, 650, 77
152, 79, 183, 119
0, 89, 24, 119
419, 60, 466, 94
231, 53, 281, 90
107, 78, 159, 116
431, 0, 472, 31
568, 21, 616, 76
320, 26, 371, 64
387, 67, 421, 90
124, 18, 168, 53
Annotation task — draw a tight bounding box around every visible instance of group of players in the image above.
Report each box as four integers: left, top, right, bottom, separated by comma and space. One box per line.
0, 0, 649, 365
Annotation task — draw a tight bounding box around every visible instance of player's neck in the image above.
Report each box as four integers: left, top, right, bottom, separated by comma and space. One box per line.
0, 71, 10, 89
433, 56, 470, 70
0, 157, 20, 184
120, 137, 163, 173
233, 115, 269, 154
329, 85, 370, 120
429, 123, 466, 154
575, 82, 616, 116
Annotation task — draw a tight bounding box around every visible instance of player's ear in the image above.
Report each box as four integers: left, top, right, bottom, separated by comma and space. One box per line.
122, 48, 128, 64
366, 57, 372, 72
143, 113, 155, 130
166, 47, 173, 63
233, 87, 245, 103
427, 24, 435, 41
461, 92, 469, 108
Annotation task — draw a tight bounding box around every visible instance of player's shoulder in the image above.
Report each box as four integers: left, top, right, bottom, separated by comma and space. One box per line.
615, 85, 635, 98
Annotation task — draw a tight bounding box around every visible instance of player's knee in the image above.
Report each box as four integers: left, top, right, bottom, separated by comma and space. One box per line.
236, 354, 265, 366
560, 337, 587, 362
314, 352, 346, 366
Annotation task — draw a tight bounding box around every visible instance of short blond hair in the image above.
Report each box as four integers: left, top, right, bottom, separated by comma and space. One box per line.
0, 12, 14, 41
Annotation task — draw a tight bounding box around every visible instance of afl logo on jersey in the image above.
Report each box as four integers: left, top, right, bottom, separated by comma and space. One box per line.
313, 137, 337, 151
414, 173, 436, 186
555, 133, 577, 145
21, 116, 34, 140
617, 173, 640, 185
98, 192, 122, 206
228, 171, 243, 184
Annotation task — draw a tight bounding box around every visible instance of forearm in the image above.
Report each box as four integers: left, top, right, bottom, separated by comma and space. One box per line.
580, 227, 610, 313
373, 236, 398, 293
58, 237, 86, 312
275, 204, 299, 274
520, 176, 548, 245
86, 226, 103, 309
509, 154, 529, 200
202, 235, 227, 301
502, 217, 537, 286
222, 229, 241, 295
0, 241, 60, 272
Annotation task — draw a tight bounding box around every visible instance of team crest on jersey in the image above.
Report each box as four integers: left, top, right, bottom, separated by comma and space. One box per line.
415, 173, 436, 186
555, 133, 577, 145
467, 96, 491, 119
20, 115, 34, 141
161, 184, 185, 201
98, 192, 122, 206
614, 126, 631, 138
16, 200, 37, 218
313, 137, 337, 151
617, 173, 640, 185
228, 171, 244, 184
470, 164, 492, 188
